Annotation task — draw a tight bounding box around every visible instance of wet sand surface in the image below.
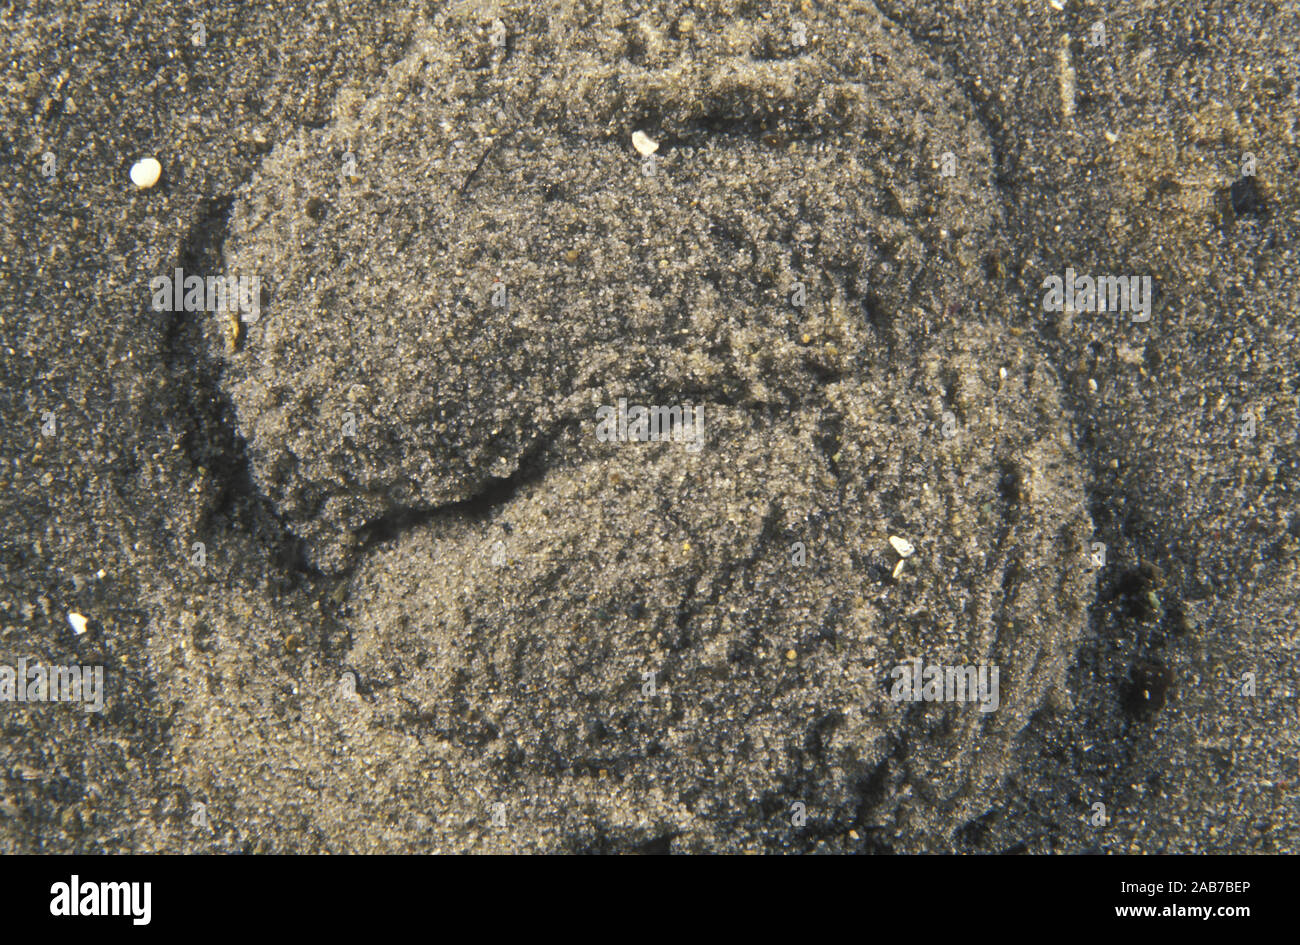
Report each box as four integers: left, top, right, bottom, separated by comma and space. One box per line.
1, 1, 1296, 852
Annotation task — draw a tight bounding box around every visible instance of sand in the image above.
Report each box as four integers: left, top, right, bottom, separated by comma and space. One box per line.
1, 0, 1295, 853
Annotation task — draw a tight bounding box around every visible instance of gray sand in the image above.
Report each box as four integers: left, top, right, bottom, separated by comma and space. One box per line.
1, 0, 1295, 853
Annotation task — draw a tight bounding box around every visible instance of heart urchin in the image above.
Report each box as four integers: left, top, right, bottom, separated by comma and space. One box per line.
205, 1, 1094, 851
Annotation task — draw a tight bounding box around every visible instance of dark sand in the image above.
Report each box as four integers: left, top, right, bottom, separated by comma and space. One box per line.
1, 1, 1296, 852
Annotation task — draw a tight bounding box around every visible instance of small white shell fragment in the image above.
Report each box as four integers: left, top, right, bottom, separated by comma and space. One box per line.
892, 558, 906, 579
632, 131, 658, 156
889, 535, 915, 558
67, 611, 88, 635
1057, 41, 1076, 119
130, 157, 162, 189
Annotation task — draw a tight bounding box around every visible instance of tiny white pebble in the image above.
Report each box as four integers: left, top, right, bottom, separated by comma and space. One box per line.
999, 366, 1008, 380
67, 612, 88, 635
632, 130, 658, 156
130, 157, 161, 189
889, 535, 915, 558
1088, 377, 1098, 393
892, 559, 906, 579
